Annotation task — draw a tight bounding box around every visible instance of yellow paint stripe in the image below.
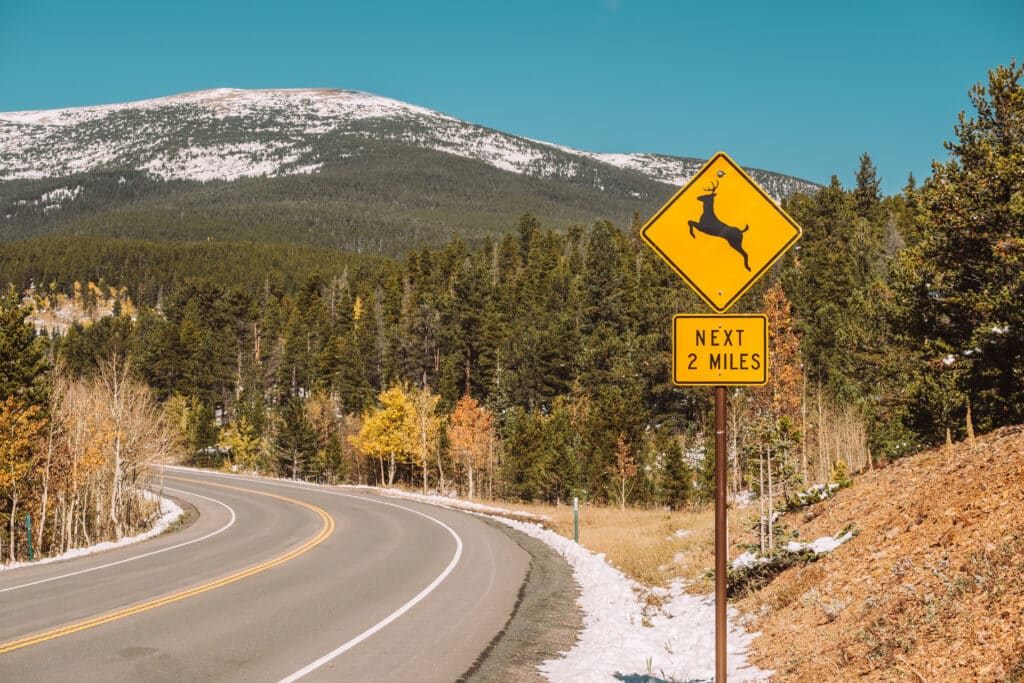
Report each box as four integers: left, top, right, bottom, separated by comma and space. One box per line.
0, 476, 335, 655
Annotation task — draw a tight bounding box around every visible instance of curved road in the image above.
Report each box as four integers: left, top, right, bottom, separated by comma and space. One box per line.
0, 468, 531, 681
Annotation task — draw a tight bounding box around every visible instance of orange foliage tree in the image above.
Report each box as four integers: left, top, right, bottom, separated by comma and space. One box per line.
750, 282, 803, 550
447, 395, 498, 499
0, 397, 45, 562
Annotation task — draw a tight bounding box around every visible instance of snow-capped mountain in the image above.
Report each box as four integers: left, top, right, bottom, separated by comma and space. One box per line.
0, 89, 821, 256
0, 88, 817, 197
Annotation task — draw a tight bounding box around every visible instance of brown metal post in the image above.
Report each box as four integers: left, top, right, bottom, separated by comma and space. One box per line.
715, 385, 728, 682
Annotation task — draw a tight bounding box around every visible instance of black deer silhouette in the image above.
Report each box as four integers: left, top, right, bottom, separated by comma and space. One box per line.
687, 180, 751, 271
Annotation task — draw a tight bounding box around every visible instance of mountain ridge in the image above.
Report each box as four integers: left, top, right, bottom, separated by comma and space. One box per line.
1, 87, 819, 193
1, 88, 821, 256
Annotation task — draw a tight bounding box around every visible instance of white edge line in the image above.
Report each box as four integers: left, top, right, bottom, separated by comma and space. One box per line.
278, 492, 463, 683
0, 487, 236, 594
158, 467, 465, 682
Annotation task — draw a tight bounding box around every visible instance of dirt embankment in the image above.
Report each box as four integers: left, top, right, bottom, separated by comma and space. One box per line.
739, 425, 1024, 681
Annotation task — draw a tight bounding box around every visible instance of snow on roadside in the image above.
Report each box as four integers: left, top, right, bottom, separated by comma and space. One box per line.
348, 482, 768, 681
0, 490, 183, 572
491, 515, 770, 682
346, 484, 550, 521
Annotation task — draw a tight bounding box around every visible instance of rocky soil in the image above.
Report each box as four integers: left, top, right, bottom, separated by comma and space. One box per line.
740, 425, 1024, 681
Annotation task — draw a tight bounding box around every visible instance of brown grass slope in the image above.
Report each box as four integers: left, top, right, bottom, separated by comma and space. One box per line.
739, 425, 1024, 681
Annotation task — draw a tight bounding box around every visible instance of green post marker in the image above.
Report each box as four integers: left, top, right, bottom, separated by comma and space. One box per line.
573, 497, 579, 544
25, 514, 33, 562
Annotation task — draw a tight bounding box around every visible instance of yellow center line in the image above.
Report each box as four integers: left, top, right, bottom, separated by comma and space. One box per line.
0, 476, 335, 655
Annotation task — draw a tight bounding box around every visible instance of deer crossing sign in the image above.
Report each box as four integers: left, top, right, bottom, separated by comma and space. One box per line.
641, 152, 802, 313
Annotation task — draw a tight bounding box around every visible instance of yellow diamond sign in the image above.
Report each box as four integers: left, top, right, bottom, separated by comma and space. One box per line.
641, 152, 802, 312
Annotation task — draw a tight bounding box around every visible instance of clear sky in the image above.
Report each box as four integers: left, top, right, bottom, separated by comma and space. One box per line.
1, 0, 1020, 193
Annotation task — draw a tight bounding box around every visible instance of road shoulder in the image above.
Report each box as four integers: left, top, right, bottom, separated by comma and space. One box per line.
462, 518, 581, 682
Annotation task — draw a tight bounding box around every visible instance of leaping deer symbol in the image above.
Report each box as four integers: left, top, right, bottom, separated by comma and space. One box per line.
687, 179, 751, 272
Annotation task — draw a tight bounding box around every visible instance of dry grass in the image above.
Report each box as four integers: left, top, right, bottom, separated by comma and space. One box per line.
736, 426, 1024, 680
490, 500, 761, 588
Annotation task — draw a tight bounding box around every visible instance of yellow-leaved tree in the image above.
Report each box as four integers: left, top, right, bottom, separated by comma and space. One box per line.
410, 386, 441, 494
0, 397, 45, 563
351, 385, 416, 486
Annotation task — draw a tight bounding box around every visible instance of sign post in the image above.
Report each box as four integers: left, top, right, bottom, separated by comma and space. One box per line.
25, 514, 33, 562
573, 497, 579, 543
714, 386, 727, 681
640, 152, 802, 682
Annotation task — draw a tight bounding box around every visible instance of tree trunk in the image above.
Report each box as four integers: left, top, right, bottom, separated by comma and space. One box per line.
767, 445, 774, 551
10, 492, 19, 561
420, 414, 429, 494
110, 432, 124, 540
758, 451, 766, 554
436, 434, 446, 494
467, 462, 474, 500
801, 365, 808, 483
487, 442, 494, 500
817, 389, 825, 483
378, 454, 385, 486
108, 357, 125, 541
254, 323, 261, 365
38, 433, 53, 553
388, 451, 395, 487
729, 398, 739, 494
966, 402, 975, 448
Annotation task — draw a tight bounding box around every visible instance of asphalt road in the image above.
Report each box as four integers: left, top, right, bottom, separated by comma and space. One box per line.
0, 468, 533, 681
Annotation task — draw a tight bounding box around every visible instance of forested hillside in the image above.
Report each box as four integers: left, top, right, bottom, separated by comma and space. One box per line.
0, 62, 1020, 565
0, 88, 818, 257
0, 147, 670, 255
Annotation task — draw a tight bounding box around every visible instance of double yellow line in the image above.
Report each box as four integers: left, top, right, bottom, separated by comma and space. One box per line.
0, 477, 335, 655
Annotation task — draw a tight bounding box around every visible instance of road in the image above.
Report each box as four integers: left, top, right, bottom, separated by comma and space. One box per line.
0, 468, 532, 681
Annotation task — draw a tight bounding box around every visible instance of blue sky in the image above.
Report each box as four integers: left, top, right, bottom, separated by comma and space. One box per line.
1, 0, 1020, 193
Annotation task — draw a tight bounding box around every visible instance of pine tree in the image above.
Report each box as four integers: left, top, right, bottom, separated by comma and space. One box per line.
516, 213, 541, 263
783, 175, 883, 400
0, 286, 48, 406
899, 61, 1024, 437
274, 397, 316, 479
853, 152, 882, 221
657, 429, 692, 510
187, 400, 220, 467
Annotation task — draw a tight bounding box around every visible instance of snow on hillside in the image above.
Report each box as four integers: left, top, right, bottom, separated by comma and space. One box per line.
0, 89, 818, 198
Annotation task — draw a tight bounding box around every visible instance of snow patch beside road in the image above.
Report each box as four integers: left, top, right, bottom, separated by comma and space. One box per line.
364, 483, 768, 681
492, 516, 770, 682
0, 490, 183, 572
352, 484, 549, 521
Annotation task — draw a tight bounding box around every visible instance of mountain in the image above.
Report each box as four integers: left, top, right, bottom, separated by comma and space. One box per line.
0, 88, 820, 255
